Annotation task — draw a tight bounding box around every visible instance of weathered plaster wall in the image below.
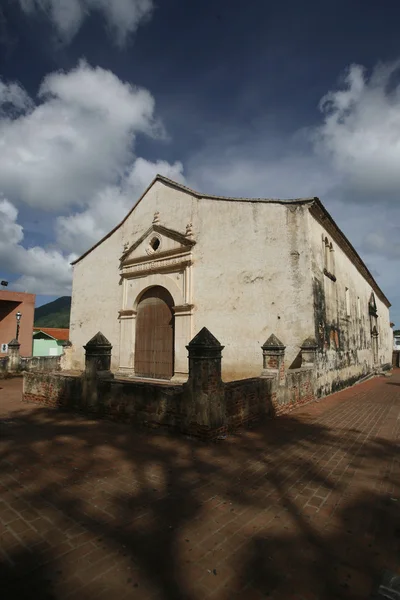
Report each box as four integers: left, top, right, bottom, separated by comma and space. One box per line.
69, 181, 315, 380
192, 199, 314, 379
308, 210, 392, 396
69, 181, 197, 371
69, 226, 124, 370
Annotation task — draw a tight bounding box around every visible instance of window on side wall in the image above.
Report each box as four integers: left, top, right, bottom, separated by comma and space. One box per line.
345, 287, 351, 317
322, 234, 336, 281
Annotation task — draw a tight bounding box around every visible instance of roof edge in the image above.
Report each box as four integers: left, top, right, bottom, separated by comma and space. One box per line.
33, 329, 58, 340
309, 199, 391, 308
71, 175, 316, 266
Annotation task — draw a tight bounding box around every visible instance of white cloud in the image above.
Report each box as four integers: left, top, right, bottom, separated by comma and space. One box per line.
314, 59, 400, 201
18, 0, 153, 45
56, 157, 185, 255
0, 61, 161, 211
0, 197, 75, 295
0, 62, 184, 292
0, 80, 33, 114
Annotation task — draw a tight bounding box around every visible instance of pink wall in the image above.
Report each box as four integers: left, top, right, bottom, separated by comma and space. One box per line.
0, 291, 36, 357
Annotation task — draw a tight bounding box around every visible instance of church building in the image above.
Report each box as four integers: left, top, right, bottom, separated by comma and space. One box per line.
68, 175, 392, 397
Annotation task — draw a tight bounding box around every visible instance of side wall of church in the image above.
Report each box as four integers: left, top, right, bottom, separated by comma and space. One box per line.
308, 211, 392, 396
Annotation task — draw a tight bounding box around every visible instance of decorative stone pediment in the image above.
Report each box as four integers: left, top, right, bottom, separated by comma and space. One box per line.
118, 215, 195, 381
120, 223, 195, 267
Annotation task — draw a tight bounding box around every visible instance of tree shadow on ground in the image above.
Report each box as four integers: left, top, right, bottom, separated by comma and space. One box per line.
0, 380, 399, 599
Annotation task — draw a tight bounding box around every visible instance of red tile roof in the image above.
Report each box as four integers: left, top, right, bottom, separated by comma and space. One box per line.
33, 328, 70, 341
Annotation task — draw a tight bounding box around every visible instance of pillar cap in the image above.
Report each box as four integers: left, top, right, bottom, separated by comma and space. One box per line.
300, 337, 318, 350
187, 327, 223, 349
84, 331, 112, 350
262, 334, 285, 351
8, 338, 20, 348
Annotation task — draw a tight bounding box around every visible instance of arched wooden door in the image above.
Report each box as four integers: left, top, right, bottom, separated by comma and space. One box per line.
134, 286, 174, 379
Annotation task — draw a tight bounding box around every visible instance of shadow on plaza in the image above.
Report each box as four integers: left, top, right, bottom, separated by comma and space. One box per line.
0, 388, 399, 599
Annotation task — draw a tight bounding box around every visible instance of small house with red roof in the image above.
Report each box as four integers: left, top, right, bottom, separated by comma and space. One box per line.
32, 328, 70, 357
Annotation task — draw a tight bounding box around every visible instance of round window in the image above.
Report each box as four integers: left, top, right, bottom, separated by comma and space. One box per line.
149, 237, 161, 252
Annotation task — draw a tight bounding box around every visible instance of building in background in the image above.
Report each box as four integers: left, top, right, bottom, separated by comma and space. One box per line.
32, 328, 70, 357
0, 291, 36, 357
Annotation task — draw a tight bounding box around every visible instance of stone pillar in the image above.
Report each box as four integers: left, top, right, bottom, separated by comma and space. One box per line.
186, 327, 225, 430
172, 303, 193, 382
7, 338, 21, 373
83, 332, 113, 380
261, 334, 285, 383
300, 337, 318, 367
118, 309, 136, 375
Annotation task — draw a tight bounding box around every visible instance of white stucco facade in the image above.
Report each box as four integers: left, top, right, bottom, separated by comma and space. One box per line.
68, 176, 392, 393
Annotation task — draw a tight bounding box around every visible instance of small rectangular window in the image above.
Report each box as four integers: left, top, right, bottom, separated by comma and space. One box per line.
357, 296, 361, 319
345, 288, 350, 317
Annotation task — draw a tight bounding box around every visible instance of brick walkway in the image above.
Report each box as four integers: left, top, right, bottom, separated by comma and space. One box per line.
1, 373, 400, 600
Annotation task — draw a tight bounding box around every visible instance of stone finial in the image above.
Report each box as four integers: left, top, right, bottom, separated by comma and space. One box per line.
300, 337, 318, 367
185, 222, 193, 238
261, 333, 285, 377
187, 327, 223, 348
300, 337, 318, 350
84, 332, 112, 348
84, 332, 113, 379
153, 211, 160, 224
262, 334, 285, 351
187, 327, 224, 361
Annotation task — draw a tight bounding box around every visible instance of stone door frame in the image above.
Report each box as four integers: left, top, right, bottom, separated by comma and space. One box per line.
118, 256, 194, 382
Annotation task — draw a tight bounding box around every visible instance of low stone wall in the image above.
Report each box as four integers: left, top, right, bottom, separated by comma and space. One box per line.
21, 356, 62, 373
24, 371, 276, 439
23, 368, 316, 439
225, 378, 273, 429
273, 367, 315, 415
97, 378, 185, 428
0, 351, 62, 377
23, 372, 82, 408
22, 328, 324, 440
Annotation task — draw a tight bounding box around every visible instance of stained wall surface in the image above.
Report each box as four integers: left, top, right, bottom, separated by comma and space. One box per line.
69, 179, 391, 389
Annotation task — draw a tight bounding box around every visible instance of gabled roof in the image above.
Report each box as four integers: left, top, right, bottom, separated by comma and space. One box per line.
70, 175, 390, 308
71, 174, 316, 266
33, 328, 70, 341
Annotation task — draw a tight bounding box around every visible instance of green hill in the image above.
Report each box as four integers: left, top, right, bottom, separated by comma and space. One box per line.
34, 296, 71, 328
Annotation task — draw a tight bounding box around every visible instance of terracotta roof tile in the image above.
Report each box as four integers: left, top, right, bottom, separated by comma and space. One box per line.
33, 328, 70, 341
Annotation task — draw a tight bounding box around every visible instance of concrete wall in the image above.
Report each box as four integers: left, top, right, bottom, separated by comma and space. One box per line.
69, 180, 315, 380
0, 291, 35, 357
32, 338, 64, 357
308, 209, 392, 396
21, 355, 62, 373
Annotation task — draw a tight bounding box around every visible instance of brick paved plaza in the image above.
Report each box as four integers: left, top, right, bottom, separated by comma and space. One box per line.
1, 372, 400, 599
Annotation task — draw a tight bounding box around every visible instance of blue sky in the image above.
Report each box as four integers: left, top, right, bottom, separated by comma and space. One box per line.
0, 0, 399, 323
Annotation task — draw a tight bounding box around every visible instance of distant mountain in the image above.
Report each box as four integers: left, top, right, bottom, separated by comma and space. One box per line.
34, 296, 71, 328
